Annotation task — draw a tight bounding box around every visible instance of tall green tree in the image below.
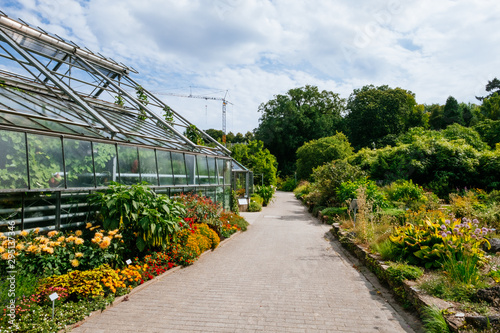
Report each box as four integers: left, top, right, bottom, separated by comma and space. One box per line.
476, 77, 500, 101
230, 140, 278, 186
255, 85, 345, 175
345, 85, 417, 149
428, 104, 444, 130
480, 92, 500, 120
442, 96, 463, 126
295, 132, 353, 181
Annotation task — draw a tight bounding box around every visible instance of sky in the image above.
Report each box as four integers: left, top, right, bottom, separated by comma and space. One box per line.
2, 0, 500, 134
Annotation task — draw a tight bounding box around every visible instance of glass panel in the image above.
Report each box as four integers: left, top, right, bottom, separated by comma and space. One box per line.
206, 187, 216, 203
139, 148, 158, 186
224, 160, 231, 185
64, 139, 94, 188
224, 186, 231, 211
215, 186, 224, 206
0, 131, 28, 189
217, 159, 225, 186
207, 157, 217, 184
23, 192, 58, 231
93, 142, 117, 187
184, 154, 197, 185
0, 192, 23, 233
171, 152, 187, 186
118, 145, 139, 185
196, 155, 209, 185
27, 134, 64, 189
157, 150, 174, 185
60, 191, 91, 229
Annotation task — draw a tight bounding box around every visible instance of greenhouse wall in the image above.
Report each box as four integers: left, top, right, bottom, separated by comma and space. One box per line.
0, 129, 233, 234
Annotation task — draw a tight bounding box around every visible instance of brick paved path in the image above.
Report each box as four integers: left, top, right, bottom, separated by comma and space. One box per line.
72, 192, 415, 333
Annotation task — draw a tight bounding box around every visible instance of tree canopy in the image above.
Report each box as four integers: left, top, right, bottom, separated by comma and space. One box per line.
230, 140, 278, 186
345, 85, 417, 149
254, 85, 345, 175
295, 132, 353, 181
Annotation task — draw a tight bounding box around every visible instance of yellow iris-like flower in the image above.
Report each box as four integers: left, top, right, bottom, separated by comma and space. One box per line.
48, 231, 58, 238
75, 230, 83, 236
74, 238, 84, 245
75, 252, 83, 258
86, 223, 92, 229
71, 259, 79, 267
108, 229, 119, 236
20, 230, 28, 237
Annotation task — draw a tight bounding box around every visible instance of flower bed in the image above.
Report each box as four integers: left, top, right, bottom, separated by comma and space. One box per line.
0, 185, 249, 332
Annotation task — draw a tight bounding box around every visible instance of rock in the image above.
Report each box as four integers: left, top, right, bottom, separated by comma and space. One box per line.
487, 238, 500, 253
475, 286, 500, 307
465, 315, 500, 330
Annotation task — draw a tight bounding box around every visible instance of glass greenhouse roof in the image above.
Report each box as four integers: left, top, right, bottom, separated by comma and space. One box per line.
0, 12, 230, 157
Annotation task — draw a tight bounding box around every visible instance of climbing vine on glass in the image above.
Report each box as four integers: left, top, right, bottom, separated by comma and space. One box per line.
135, 85, 148, 120
163, 106, 174, 124
185, 125, 205, 145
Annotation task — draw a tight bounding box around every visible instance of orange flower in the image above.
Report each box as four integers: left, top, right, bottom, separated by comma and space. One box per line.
74, 238, 84, 245
86, 223, 92, 229
75, 230, 83, 236
99, 237, 111, 249
75, 252, 83, 258
47, 231, 58, 238
1, 252, 11, 260
70, 259, 79, 267
20, 230, 28, 237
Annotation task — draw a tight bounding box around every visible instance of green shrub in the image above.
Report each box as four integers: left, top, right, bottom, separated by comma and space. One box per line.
321, 207, 348, 218
89, 182, 184, 253
278, 176, 297, 191
310, 160, 366, 206
250, 193, 263, 205
385, 179, 426, 205
386, 263, 423, 284
248, 201, 262, 212
254, 185, 274, 206
293, 181, 312, 199
370, 239, 398, 260
337, 178, 388, 209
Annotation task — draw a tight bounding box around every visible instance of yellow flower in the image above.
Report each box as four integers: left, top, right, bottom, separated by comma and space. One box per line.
0, 247, 4, 253
75, 252, 83, 258
34, 228, 40, 234
75, 230, 83, 236
20, 230, 28, 237
108, 229, 119, 236
1, 252, 11, 260
1, 240, 8, 247
57, 236, 65, 242
71, 259, 79, 267
48, 231, 58, 238
74, 238, 84, 245
66, 236, 75, 243
95, 232, 103, 238
114, 234, 122, 239
43, 247, 54, 254
15, 244, 24, 251
99, 237, 111, 249
86, 223, 92, 229
26, 245, 38, 253
91, 237, 101, 244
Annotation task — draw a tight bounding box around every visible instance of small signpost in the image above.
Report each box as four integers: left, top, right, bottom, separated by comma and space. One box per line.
126, 259, 132, 265
49, 292, 58, 319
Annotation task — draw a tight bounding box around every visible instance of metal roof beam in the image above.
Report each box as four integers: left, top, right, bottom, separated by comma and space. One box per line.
0, 27, 119, 134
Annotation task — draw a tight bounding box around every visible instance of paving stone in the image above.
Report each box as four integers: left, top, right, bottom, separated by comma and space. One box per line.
71, 192, 414, 333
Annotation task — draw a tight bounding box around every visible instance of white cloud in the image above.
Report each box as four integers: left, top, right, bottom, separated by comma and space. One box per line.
2, 0, 500, 133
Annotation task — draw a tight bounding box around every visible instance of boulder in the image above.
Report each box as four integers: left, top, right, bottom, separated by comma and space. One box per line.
475, 286, 500, 307
488, 238, 500, 253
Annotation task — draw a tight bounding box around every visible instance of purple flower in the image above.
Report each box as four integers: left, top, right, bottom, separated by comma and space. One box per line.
472, 219, 479, 224
462, 217, 468, 222
471, 234, 477, 239
440, 225, 447, 231
465, 224, 471, 229
482, 227, 488, 234
453, 218, 457, 222
441, 232, 448, 238
475, 228, 481, 234
453, 228, 459, 233
458, 232, 463, 237
445, 219, 451, 225
447, 231, 452, 235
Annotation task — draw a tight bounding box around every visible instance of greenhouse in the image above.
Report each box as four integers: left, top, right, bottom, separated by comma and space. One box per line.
0, 13, 252, 234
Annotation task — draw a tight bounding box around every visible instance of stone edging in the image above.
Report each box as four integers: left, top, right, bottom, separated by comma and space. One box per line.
66, 230, 243, 332
327, 221, 465, 331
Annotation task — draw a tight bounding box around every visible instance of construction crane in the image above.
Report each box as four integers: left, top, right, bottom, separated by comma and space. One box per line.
156, 90, 232, 135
